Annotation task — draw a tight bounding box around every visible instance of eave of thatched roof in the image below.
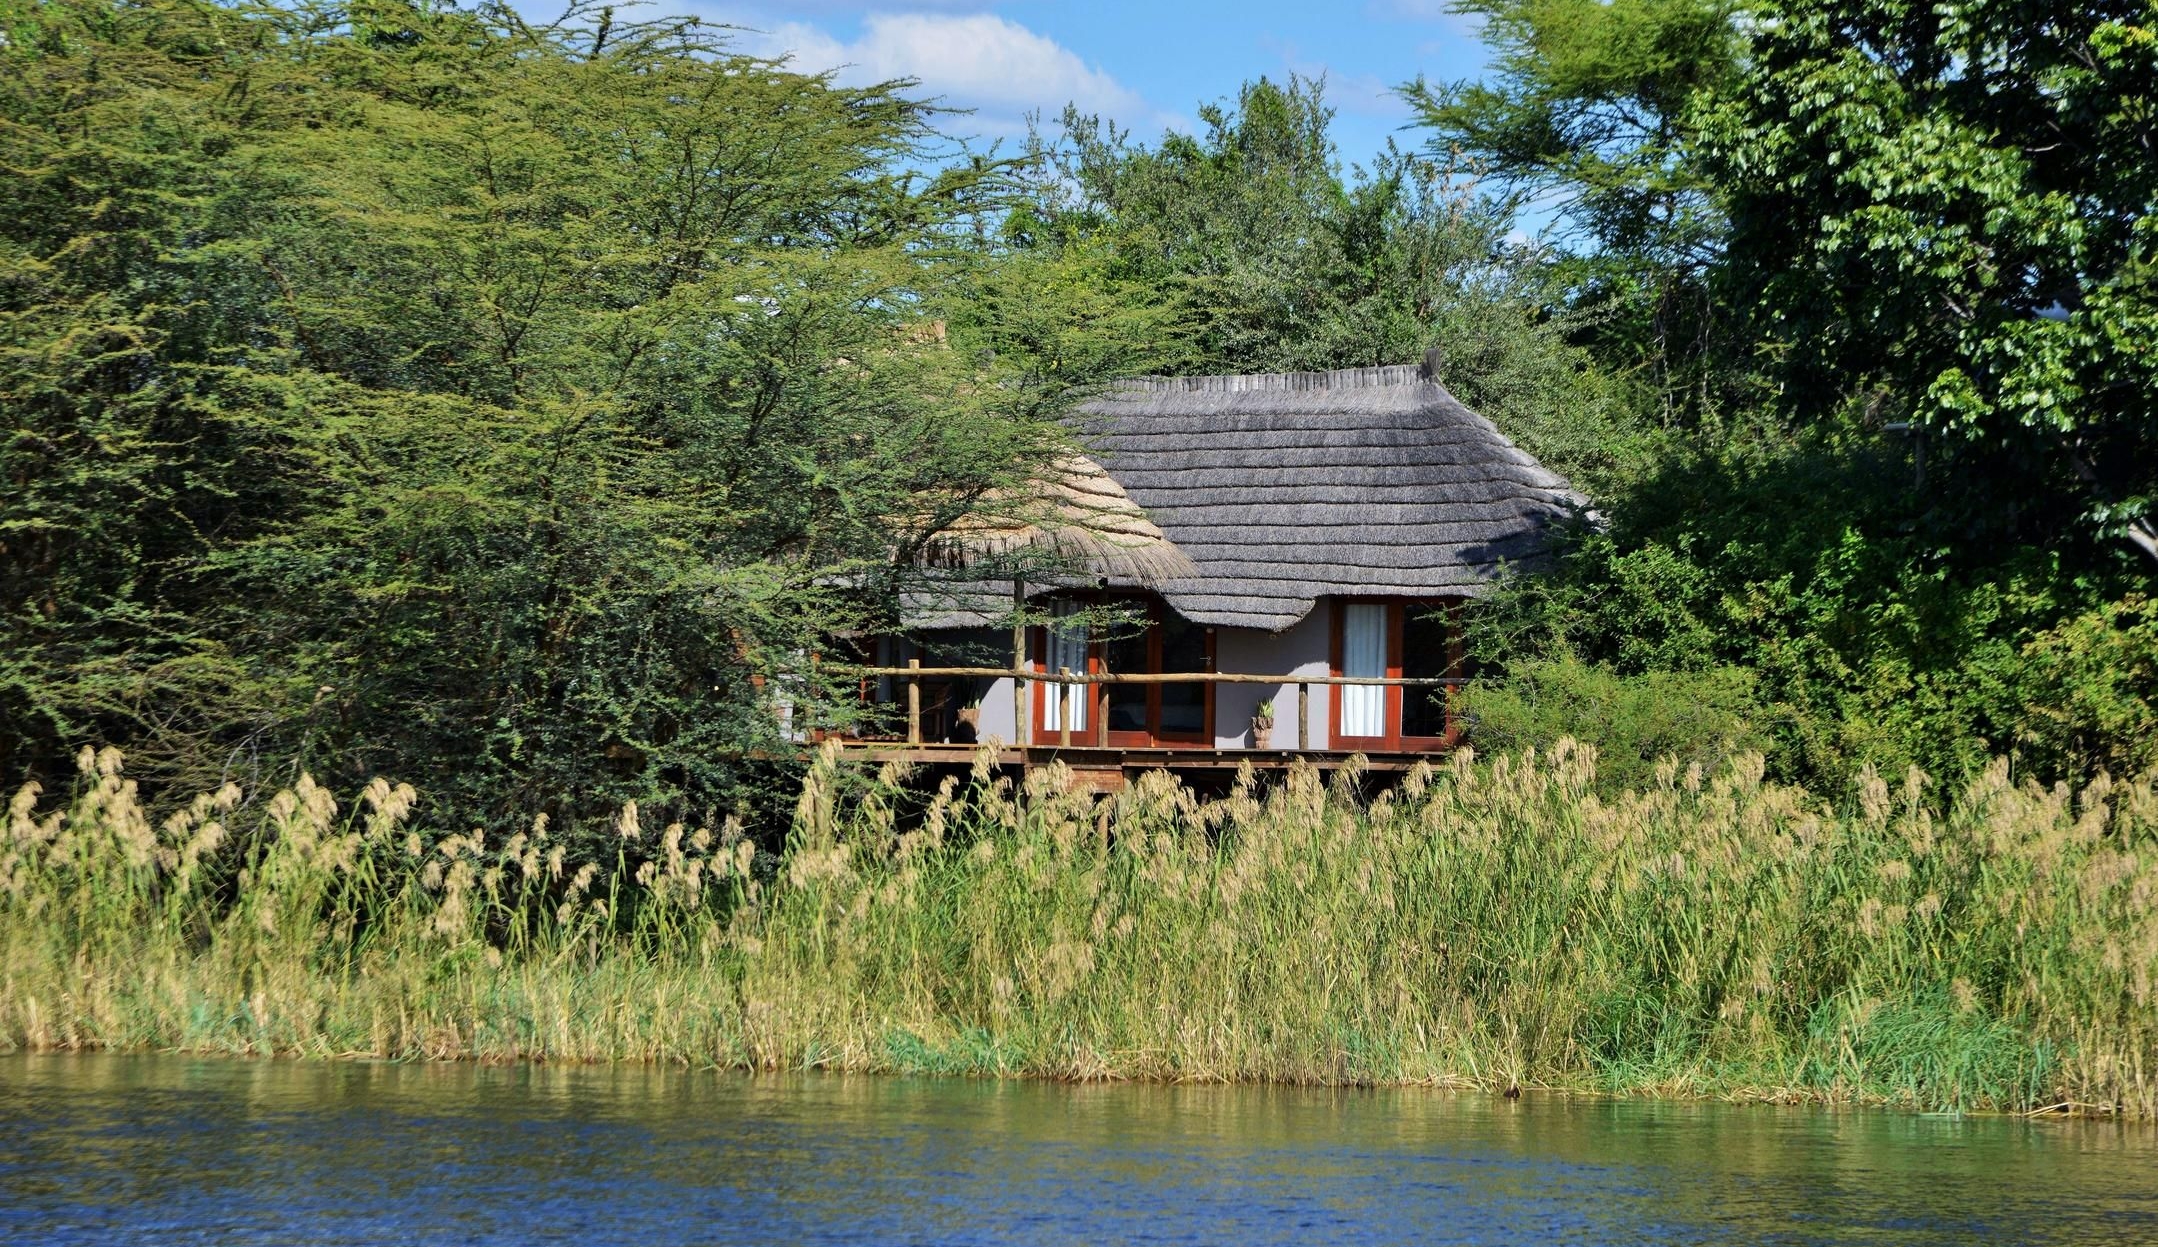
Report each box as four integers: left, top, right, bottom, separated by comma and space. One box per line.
1071, 361, 1582, 631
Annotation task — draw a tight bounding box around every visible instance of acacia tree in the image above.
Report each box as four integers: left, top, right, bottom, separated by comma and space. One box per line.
0, 0, 1096, 823
1700, 0, 2158, 570
1401, 0, 1742, 419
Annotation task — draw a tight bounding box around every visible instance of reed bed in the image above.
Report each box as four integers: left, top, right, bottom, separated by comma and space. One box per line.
4, 742, 2155, 1115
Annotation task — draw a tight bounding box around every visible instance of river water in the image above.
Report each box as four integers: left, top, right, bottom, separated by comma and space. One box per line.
1, 1054, 2153, 1245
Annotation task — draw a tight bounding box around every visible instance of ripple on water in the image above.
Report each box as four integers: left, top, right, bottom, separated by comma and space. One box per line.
0, 1054, 2153, 1246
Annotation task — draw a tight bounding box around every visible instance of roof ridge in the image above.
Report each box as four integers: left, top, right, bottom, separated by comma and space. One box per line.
1112, 363, 1430, 394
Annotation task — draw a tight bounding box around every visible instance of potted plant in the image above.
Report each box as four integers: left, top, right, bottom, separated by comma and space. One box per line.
1250, 698, 1275, 748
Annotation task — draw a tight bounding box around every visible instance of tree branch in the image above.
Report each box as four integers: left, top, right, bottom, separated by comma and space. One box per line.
2067, 443, 2158, 573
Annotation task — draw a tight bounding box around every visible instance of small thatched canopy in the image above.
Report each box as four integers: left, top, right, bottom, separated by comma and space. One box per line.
1073, 360, 1581, 631
922, 453, 1197, 586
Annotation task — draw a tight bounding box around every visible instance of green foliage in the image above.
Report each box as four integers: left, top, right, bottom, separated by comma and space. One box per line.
0, 0, 1104, 824
1420, 0, 2158, 787
2016, 595, 2158, 780
1402, 0, 1742, 418
1460, 420, 2157, 787
1699, 0, 2158, 567
6, 0, 2151, 843
1460, 658, 1769, 792
1012, 77, 1654, 494
1468, 530, 1726, 674
1404, 0, 1736, 263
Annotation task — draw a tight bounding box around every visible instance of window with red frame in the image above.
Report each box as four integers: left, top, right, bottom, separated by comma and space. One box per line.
1330, 599, 1458, 751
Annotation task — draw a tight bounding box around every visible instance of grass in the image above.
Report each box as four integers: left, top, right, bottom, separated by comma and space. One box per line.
4, 741, 2155, 1116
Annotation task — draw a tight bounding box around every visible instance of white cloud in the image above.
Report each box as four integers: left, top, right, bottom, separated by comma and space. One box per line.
734, 13, 1157, 137
740, 20, 852, 74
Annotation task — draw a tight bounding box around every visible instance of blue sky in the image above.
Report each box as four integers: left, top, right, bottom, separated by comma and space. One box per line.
652, 1, 1494, 171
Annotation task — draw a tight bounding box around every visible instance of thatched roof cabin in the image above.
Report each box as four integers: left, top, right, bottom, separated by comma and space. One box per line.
901, 355, 1578, 631
865, 354, 1582, 762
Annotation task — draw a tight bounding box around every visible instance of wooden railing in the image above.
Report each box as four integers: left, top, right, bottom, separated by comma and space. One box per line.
850, 663, 1465, 751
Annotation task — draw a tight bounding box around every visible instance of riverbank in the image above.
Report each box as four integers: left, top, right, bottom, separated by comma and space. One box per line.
4, 743, 2153, 1115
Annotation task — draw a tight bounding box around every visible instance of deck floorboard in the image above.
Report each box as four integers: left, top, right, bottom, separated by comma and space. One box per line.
824, 742, 1437, 772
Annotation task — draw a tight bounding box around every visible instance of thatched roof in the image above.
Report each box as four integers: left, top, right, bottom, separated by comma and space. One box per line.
1073, 360, 1580, 631
921, 453, 1197, 586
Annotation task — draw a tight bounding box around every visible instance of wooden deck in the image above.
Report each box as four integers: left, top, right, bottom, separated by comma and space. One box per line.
828, 741, 1441, 792
809, 663, 1464, 792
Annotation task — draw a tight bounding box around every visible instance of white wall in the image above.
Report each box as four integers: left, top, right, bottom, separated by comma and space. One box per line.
976, 675, 1020, 745
1212, 600, 1332, 749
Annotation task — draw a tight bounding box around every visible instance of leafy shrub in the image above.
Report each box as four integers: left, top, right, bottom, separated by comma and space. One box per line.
1459, 657, 1769, 792
2017, 595, 2158, 780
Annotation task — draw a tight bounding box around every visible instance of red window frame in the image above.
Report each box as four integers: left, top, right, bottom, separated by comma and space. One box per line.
1029, 596, 1214, 747
1327, 598, 1462, 752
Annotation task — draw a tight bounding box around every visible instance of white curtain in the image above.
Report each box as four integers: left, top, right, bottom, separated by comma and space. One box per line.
1339, 603, 1387, 738
1043, 599, 1088, 732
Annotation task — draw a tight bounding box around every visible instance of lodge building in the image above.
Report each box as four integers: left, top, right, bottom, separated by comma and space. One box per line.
836, 352, 1579, 790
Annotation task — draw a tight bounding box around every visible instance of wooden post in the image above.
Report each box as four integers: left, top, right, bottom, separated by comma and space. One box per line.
1096, 676, 1109, 747
1012, 578, 1027, 746
906, 657, 921, 745
1447, 601, 1465, 742
1058, 666, 1072, 749
1297, 681, 1310, 750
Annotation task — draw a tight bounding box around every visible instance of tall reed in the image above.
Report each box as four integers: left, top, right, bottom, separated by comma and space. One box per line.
4, 742, 2154, 1114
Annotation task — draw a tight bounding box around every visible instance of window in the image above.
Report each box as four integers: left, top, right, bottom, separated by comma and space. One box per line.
1033, 596, 1212, 745
1330, 599, 1459, 750
1339, 603, 1388, 738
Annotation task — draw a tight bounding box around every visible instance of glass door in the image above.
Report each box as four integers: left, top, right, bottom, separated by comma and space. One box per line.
1035, 597, 1212, 747
1401, 606, 1453, 742
1338, 602, 1389, 739
1098, 600, 1210, 746
1155, 612, 1210, 742
1040, 599, 1089, 735
1101, 620, 1150, 743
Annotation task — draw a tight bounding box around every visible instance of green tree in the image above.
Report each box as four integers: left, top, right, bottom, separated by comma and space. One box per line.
1401, 0, 1742, 418
1426, 0, 2156, 788
1013, 76, 1649, 492
1699, 0, 2158, 571
0, 0, 1089, 825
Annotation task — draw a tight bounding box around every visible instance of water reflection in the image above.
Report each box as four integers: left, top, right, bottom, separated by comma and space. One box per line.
1, 1054, 2152, 1245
